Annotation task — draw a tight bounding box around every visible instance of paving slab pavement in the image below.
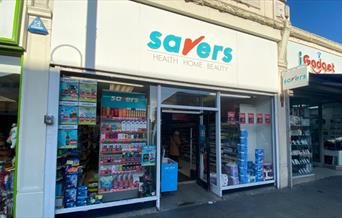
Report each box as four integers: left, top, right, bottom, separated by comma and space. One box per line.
58, 176, 342, 218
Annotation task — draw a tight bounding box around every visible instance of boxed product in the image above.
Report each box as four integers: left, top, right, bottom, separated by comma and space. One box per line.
224, 163, 239, 177
239, 175, 249, 184
228, 176, 239, 186
77, 186, 88, 197
240, 129, 248, 137
210, 173, 228, 187
240, 137, 248, 145
263, 163, 274, 180
64, 188, 77, 204
65, 172, 78, 189
248, 175, 256, 183
237, 144, 248, 152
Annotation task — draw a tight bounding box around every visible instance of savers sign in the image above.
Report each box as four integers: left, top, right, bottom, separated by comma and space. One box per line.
283, 65, 309, 90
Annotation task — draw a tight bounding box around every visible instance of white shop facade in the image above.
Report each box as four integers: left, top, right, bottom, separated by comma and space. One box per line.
36, 1, 281, 216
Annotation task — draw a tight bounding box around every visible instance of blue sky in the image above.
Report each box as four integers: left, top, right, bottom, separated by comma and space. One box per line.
287, 0, 342, 44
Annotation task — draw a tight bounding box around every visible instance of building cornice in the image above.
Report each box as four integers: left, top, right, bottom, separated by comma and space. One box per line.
290, 27, 342, 54
187, 0, 285, 30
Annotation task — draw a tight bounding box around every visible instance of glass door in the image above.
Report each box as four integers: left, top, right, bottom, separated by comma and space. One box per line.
197, 111, 216, 190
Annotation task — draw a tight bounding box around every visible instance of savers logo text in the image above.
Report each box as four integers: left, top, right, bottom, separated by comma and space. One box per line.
147, 31, 233, 64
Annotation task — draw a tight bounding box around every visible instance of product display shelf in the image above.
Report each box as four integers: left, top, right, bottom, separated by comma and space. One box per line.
290, 107, 313, 177
99, 110, 147, 196
221, 123, 240, 166
209, 123, 217, 171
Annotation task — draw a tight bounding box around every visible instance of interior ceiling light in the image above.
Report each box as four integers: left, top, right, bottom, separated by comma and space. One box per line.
210, 93, 251, 98
162, 109, 202, 114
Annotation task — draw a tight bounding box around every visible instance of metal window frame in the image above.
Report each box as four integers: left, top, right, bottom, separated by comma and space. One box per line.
44, 71, 279, 215
44, 70, 160, 216
218, 94, 278, 191
158, 86, 221, 197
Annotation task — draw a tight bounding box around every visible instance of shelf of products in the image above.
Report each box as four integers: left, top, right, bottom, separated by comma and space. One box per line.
56, 77, 101, 209
98, 91, 155, 200
55, 77, 157, 210
217, 105, 274, 187
290, 105, 313, 177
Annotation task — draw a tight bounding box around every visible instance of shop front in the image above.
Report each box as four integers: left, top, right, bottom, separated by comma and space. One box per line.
44, 1, 280, 216
287, 40, 342, 183
0, 0, 23, 217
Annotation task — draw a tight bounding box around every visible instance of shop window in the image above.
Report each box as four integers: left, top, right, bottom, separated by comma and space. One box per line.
161, 86, 216, 108
55, 72, 157, 210
0, 55, 20, 217
290, 104, 313, 177
220, 94, 274, 187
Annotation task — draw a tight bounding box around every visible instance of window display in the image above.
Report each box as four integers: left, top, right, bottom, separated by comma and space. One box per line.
290, 105, 313, 177
0, 70, 20, 217
55, 74, 156, 210
220, 95, 274, 187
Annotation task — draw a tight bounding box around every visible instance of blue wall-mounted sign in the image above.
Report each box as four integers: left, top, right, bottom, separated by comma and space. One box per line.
28, 16, 48, 35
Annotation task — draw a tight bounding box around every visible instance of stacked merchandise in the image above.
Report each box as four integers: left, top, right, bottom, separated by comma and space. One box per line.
224, 163, 239, 186
0, 164, 14, 218
64, 164, 79, 208
99, 91, 155, 200
209, 173, 228, 187
238, 130, 248, 184
263, 163, 273, 180
290, 105, 313, 176
56, 77, 99, 209
255, 149, 264, 182
247, 161, 255, 183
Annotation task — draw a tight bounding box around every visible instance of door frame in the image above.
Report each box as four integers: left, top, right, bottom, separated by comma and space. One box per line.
156, 85, 222, 205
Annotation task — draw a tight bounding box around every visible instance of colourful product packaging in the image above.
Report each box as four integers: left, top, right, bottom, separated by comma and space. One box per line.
65, 188, 77, 203
65, 171, 78, 189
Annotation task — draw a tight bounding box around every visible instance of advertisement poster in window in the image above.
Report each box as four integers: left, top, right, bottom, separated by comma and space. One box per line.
265, 113, 271, 125
248, 113, 254, 124
239, 112, 246, 124
60, 78, 79, 101
59, 101, 78, 125
227, 111, 236, 125
79, 80, 97, 102
79, 102, 97, 125
58, 128, 78, 149
141, 145, 156, 166
256, 113, 263, 124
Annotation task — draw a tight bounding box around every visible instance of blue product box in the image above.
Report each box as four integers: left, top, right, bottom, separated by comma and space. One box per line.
65, 172, 78, 189
76, 200, 87, 207
240, 129, 248, 137
65, 201, 76, 208
237, 144, 248, 152
161, 158, 178, 192
255, 158, 264, 164
240, 137, 248, 144
256, 176, 264, 182
239, 176, 249, 184
65, 188, 77, 203
239, 170, 248, 176
238, 160, 248, 168
77, 186, 88, 197
255, 148, 264, 155
237, 152, 248, 158
255, 166, 263, 172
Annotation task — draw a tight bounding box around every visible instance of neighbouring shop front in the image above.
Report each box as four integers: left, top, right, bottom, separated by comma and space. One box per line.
287, 40, 342, 183
44, 1, 280, 216
0, 0, 23, 217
